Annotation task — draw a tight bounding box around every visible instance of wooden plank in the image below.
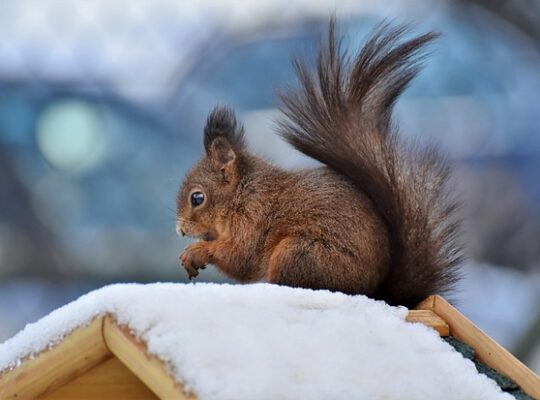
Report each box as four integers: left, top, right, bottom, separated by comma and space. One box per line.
0, 317, 111, 399
44, 356, 158, 399
406, 310, 450, 336
415, 296, 435, 311
417, 295, 540, 399
103, 316, 194, 400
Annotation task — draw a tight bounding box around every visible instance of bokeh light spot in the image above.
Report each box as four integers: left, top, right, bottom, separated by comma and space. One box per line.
37, 99, 105, 174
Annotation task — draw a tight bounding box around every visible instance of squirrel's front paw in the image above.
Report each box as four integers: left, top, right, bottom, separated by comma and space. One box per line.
179, 242, 211, 280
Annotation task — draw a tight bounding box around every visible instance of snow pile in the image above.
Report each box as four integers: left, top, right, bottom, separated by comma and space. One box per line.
0, 283, 513, 400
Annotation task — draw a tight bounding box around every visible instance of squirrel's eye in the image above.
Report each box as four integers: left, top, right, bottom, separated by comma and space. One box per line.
190, 191, 205, 207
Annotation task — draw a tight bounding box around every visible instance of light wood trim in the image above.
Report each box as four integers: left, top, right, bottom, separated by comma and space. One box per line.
0, 318, 111, 399
406, 310, 450, 336
417, 295, 540, 399
415, 296, 435, 311
44, 356, 158, 399
103, 316, 194, 400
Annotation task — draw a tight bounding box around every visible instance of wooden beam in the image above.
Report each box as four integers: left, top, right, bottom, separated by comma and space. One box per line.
0, 318, 111, 399
415, 296, 435, 311
406, 310, 450, 336
417, 295, 540, 399
103, 316, 194, 400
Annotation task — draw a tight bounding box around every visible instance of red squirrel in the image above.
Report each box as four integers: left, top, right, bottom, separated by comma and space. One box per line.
176, 21, 461, 307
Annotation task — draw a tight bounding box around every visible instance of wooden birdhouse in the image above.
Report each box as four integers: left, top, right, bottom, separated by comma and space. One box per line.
0, 284, 538, 399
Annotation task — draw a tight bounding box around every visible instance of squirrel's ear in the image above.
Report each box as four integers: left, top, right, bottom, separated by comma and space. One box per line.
208, 137, 238, 182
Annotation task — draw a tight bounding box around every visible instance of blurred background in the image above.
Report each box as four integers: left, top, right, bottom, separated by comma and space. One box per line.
0, 0, 539, 373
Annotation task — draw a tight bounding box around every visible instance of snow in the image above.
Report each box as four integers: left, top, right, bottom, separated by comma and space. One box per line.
0, 283, 513, 400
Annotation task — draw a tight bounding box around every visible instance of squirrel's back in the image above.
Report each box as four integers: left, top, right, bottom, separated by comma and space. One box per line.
277, 21, 462, 306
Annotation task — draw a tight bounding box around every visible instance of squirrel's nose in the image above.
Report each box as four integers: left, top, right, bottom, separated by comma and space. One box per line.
180, 229, 186, 237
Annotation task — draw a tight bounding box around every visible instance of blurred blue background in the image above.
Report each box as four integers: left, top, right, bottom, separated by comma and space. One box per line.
0, 0, 539, 373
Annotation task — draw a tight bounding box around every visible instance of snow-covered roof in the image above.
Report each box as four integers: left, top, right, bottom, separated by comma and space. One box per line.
0, 283, 513, 400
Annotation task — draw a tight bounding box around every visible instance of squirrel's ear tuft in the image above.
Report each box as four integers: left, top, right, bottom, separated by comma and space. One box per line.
203, 106, 245, 154
204, 107, 245, 183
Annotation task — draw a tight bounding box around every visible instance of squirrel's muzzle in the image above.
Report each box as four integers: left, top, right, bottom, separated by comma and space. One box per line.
176, 222, 186, 237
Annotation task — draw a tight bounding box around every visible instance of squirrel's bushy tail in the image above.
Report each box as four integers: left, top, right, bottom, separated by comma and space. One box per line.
278, 20, 462, 307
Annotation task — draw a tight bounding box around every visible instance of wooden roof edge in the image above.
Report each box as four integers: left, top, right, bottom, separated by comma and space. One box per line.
406, 310, 449, 336
0, 317, 110, 399
416, 295, 540, 400
0, 315, 193, 400
103, 315, 193, 400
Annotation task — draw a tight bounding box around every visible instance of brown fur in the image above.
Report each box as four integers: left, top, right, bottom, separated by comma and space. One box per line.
177, 21, 462, 307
